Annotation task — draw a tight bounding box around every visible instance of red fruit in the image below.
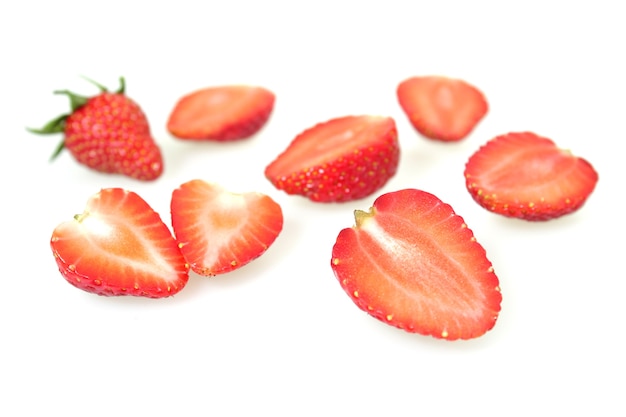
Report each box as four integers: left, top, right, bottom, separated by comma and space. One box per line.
397, 75, 488, 141
29, 77, 163, 181
464, 132, 599, 221
166, 85, 275, 141
170, 179, 283, 276
331, 189, 502, 340
50, 188, 189, 298
265, 115, 400, 203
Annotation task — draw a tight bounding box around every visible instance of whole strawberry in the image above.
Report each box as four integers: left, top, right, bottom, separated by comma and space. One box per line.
29, 77, 163, 181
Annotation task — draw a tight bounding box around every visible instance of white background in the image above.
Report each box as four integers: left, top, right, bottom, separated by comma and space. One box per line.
1, 1, 624, 415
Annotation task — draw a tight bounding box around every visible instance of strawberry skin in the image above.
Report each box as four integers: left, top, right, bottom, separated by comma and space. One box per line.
50, 188, 189, 298
397, 75, 488, 141
464, 132, 599, 221
170, 179, 283, 276
166, 85, 275, 141
264, 115, 400, 203
331, 189, 502, 340
30, 77, 163, 181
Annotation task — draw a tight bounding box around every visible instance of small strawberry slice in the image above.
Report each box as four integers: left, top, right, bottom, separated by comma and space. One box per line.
331, 189, 502, 340
170, 179, 283, 276
265, 115, 400, 203
464, 132, 599, 221
166, 85, 275, 141
50, 188, 189, 298
397, 75, 488, 141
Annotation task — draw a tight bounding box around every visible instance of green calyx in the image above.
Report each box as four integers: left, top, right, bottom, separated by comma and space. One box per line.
26, 77, 126, 161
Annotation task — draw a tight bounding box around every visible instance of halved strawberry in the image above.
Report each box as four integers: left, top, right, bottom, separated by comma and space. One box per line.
264, 115, 400, 203
397, 75, 488, 141
166, 85, 275, 141
50, 188, 190, 298
331, 189, 502, 340
464, 132, 599, 221
170, 179, 283, 276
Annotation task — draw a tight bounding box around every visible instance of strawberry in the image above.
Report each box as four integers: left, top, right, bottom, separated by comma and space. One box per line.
464, 132, 599, 221
29, 77, 163, 181
170, 179, 283, 276
166, 85, 275, 141
50, 188, 189, 298
264, 115, 400, 203
396, 75, 488, 141
331, 188, 502, 340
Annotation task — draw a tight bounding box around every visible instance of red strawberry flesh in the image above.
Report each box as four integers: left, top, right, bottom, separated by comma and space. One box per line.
464, 132, 599, 220
170, 179, 283, 276
50, 188, 189, 297
331, 189, 502, 340
265, 115, 399, 202
397, 75, 488, 141
166, 85, 275, 141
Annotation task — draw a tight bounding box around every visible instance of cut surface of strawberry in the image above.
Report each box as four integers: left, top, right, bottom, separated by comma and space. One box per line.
464, 132, 599, 221
331, 189, 502, 340
265, 115, 400, 203
166, 85, 275, 141
50, 188, 189, 298
397, 75, 488, 141
170, 179, 283, 276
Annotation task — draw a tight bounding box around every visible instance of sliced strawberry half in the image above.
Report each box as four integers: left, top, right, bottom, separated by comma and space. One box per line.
331, 189, 502, 340
397, 75, 488, 141
464, 132, 599, 221
265, 115, 400, 203
170, 179, 283, 276
166, 85, 275, 141
50, 188, 190, 298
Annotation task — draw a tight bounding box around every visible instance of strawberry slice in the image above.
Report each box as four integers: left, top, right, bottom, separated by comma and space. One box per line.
170, 179, 283, 276
264, 115, 400, 203
50, 188, 190, 298
331, 189, 502, 340
464, 132, 599, 221
166, 85, 275, 141
397, 75, 488, 141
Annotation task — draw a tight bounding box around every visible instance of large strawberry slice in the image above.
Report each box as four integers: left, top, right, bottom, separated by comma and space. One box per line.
264, 115, 400, 203
50, 188, 189, 298
331, 189, 502, 340
397, 75, 488, 141
464, 132, 599, 221
170, 179, 283, 276
166, 85, 275, 141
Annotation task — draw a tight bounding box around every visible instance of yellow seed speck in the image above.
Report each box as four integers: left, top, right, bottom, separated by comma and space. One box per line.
386, 314, 393, 321
441, 330, 449, 338
353, 291, 359, 298
332, 258, 340, 266
231, 260, 238, 267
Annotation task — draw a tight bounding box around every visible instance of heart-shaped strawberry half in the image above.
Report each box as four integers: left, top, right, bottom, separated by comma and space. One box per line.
170, 179, 284, 276
50, 188, 190, 298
